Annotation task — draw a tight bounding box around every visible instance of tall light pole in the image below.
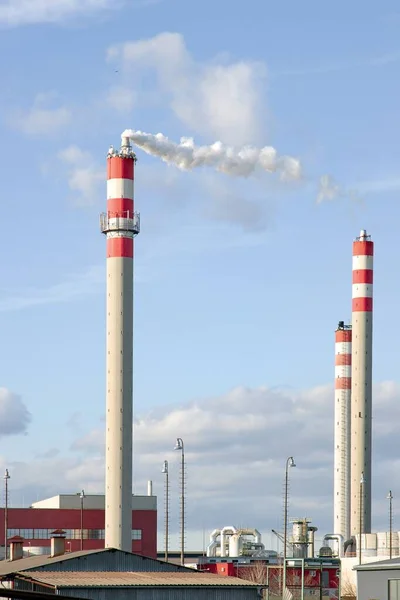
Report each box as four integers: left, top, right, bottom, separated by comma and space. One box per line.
359, 472, 365, 565
283, 457, 296, 594
174, 438, 185, 566
4, 470, 10, 561
162, 460, 169, 562
387, 490, 393, 559
78, 490, 85, 551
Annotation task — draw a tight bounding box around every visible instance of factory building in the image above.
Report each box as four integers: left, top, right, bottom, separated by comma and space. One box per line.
0, 494, 157, 558
0, 536, 259, 600
197, 524, 340, 598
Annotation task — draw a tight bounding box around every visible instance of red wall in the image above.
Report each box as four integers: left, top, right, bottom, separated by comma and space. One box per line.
0, 508, 157, 558
199, 562, 339, 598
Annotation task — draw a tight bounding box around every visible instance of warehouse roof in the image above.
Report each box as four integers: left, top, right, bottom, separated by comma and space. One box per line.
354, 557, 400, 571
0, 549, 100, 576
0, 548, 190, 577
16, 571, 258, 588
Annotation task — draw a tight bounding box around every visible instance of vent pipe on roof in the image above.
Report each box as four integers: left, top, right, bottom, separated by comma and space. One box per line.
9, 536, 24, 561
147, 480, 153, 496
50, 530, 66, 557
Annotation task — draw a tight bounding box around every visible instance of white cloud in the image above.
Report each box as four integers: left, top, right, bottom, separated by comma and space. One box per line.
0, 388, 31, 435
107, 32, 267, 146
58, 145, 103, 206
10, 92, 71, 136
6, 380, 398, 547
104, 33, 305, 230
0, 0, 121, 26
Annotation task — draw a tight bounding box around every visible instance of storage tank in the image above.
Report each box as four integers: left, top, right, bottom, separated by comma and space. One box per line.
229, 534, 242, 557
292, 518, 309, 558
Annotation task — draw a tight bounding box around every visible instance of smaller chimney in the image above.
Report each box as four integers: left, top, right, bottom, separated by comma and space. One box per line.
9, 536, 24, 561
50, 529, 66, 557
147, 480, 153, 496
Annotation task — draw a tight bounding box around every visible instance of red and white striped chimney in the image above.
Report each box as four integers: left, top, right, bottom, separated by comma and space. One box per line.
350, 229, 374, 536
334, 322, 352, 541
101, 134, 140, 551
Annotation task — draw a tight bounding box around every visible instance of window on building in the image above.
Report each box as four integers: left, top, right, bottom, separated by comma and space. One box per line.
132, 529, 142, 540
19, 529, 34, 539
389, 579, 400, 599
88, 530, 105, 540
69, 529, 88, 540
7, 529, 19, 538
34, 530, 51, 539
64, 529, 105, 540
7, 527, 106, 541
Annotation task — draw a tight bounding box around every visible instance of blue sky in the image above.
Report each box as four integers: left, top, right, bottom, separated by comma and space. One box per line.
0, 0, 400, 549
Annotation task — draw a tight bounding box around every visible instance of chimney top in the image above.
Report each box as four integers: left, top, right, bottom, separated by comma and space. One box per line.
51, 529, 66, 537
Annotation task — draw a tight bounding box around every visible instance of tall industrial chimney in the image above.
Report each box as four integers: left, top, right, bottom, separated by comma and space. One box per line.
334, 321, 352, 541
101, 136, 140, 551
350, 230, 374, 536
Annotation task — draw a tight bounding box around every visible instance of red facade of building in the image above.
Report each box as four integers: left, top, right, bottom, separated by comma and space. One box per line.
0, 507, 157, 558
198, 559, 340, 599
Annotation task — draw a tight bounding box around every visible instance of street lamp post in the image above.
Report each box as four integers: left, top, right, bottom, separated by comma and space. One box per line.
174, 438, 185, 566
162, 460, 169, 562
4, 470, 10, 561
359, 473, 365, 565
283, 457, 296, 595
387, 490, 393, 560
78, 490, 85, 551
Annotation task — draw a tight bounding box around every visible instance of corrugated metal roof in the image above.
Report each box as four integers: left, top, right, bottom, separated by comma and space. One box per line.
0, 549, 101, 576
0, 549, 190, 577
16, 572, 257, 588
354, 557, 400, 571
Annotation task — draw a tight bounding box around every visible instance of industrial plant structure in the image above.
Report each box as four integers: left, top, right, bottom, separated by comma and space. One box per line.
198, 523, 341, 598
101, 136, 140, 552
206, 527, 267, 559
204, 522, 321, 560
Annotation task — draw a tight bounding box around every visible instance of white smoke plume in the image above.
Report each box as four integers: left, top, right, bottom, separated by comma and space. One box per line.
122, 129, 302, 181
317, 174, 341, 203
317, 174, 361, 204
